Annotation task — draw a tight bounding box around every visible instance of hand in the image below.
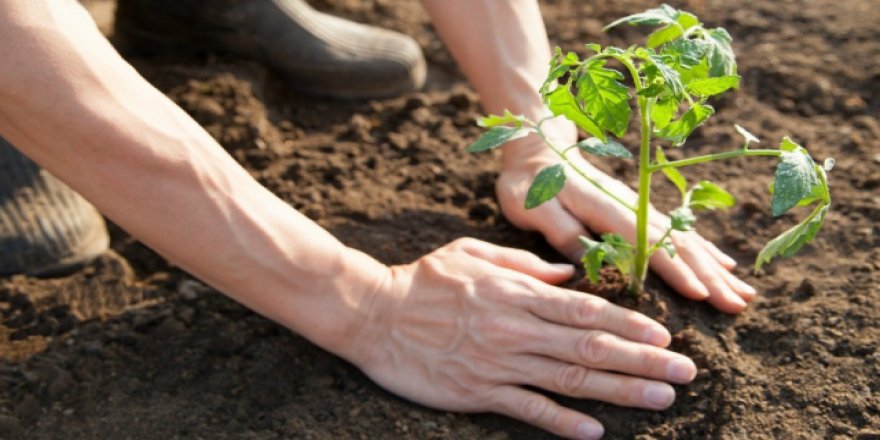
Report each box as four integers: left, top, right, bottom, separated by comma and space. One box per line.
497, 132, 757, 314
342, 238, 697, 439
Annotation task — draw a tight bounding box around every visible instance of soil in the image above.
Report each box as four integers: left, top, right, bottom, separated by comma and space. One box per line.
2, 0, 879, 438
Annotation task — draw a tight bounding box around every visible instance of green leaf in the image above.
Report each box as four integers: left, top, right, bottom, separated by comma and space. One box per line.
670, 206, 696, 231
735, 124, 760, 146
579, 234, 637, 282
680, 58, 711, 85
576, 59, 632, 138
645, 10, 701, 49
466, 126, 531, 153
689, 180, 736, 210
600, 233, 635, 279
703, 28, 737, 77
675, 11, 701, 32
525, 164, 566, 209
647, 25, 683, 49
651, 97, 677, 129
755, 204, 828, 271
644, 55, 685, 98
686, 75, 740, 97
779, 137, 800, 152
770, 140, 820, 216
579, 236, 609, 284
546, 86, 606, 142
662, 38, 710, 70
637, 83, 665, 97
793, 175, 827, 208
604, 4, 680, 30
657, 103, 715, 146
477, 110, 525, 128
541, 48, 580, 98
575, 137, 633, 158
660, 240, 676, 258
656, 147, 687, 196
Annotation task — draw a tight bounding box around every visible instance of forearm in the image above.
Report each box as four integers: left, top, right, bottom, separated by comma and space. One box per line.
0, 0, 385, 359
421, 0, 577, 162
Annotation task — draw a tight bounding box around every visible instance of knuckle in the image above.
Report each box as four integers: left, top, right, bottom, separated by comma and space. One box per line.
421, 254, 443, 271
619, 379, 646, 406
623, 312, 650, 337
519, 395, 553, 423
512, 249, 541, 266
579, 331, 613, 365
545, 224, 581, 248
451, 237, 479, 251
637, 349, 664, 375
570, 298, 605, 327
476, 275, 526, 303
555, 364, 589, 395
471, 314, 520, 344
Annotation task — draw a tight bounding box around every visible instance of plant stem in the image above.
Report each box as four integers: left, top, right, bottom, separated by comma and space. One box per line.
632, 95, 652, 294
649, 149, 781, 172
606, 52, 653, 294
532, 123, 637, 212
648, 227, 674, 255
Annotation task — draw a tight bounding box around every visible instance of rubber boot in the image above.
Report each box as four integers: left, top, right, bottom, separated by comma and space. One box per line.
114, 0, 426, 99
0, 137, 109, 277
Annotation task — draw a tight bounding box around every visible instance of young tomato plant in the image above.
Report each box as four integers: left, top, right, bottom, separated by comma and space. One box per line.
467, 5, 833, 293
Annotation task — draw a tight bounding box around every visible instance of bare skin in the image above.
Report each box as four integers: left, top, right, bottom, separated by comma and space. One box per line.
0, 1, 744, 438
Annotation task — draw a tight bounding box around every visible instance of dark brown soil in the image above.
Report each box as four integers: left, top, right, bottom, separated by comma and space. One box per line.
2, 0, 879, 438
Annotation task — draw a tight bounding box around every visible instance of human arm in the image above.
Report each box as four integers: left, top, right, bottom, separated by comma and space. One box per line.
0, 0, 385, 353
0, 2, 695, 438
421, 0, 757, 313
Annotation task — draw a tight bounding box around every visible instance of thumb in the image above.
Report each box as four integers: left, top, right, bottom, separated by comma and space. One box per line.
459, 239, 575, 285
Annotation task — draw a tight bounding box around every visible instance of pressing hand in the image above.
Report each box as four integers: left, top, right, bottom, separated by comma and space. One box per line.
339, 238, 697, 439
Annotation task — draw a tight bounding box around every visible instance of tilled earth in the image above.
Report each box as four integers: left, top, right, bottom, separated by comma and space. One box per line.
1, 0, 879, 438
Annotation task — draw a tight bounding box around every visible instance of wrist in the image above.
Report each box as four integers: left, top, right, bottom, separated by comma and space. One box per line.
286, 245, 393, 363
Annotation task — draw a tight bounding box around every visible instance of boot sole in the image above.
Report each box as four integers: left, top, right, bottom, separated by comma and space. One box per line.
21, 209, 109, 278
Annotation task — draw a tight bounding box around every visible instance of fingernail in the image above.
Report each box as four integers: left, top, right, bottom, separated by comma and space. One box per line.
643, 326, 671, 347
668, 358, 697, 383
690, 281, 710, 300
721, 254, 737, 267
577, 421, 604, 440
550, 263, 574, 272
644, 383, 675, 409
730, 293, 747, 308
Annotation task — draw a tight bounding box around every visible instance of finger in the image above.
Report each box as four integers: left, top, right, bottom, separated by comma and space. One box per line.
558, 180, 632, 238
489, 385, 605, 440
693, 250, 757, 302
518, 355, 677, 411
529, 199, 593, 262
716, 263, 757, 301
525, 287, 671, 347
674, 238, 748, 314
455, 238, 575, 285
695, 234, 738, 270
522, 325, 696, 384
649, 250, 711, 301
687, 235, 757, 300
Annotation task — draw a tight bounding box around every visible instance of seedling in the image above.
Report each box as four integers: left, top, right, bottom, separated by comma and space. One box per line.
467, 5, 832, 293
